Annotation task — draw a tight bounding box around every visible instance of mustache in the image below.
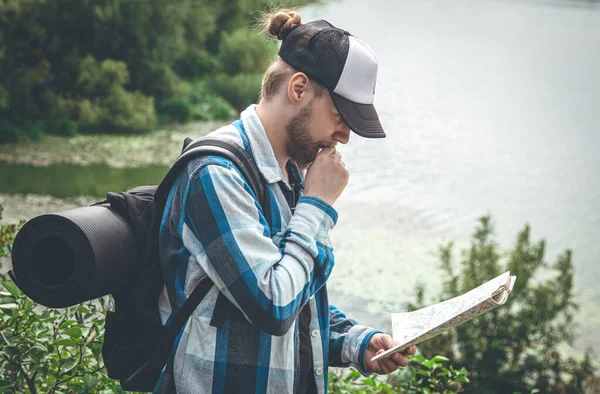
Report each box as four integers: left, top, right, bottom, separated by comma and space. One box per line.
317, 142, 335, 150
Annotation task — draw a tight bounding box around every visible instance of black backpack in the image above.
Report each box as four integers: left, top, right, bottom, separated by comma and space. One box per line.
100, 137, 270, 392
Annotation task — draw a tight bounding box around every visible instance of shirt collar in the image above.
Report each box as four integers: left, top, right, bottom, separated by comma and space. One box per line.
241, 104, 300, 185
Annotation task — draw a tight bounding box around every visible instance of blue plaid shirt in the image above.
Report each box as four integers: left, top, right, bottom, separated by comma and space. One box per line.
154, 105, 380, 393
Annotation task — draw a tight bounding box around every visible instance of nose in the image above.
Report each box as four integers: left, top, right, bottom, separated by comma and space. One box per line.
334, 124, 351, 144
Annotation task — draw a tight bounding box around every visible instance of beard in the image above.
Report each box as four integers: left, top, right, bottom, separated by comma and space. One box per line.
286, 105, 331, 168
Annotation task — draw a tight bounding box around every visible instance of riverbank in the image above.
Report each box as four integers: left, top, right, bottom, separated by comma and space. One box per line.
0, 120, 224, 168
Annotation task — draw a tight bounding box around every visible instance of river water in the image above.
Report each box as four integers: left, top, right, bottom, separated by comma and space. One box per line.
299, 0, 600, 356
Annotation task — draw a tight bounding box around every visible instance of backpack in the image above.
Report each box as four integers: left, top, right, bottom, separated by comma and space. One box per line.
100, 137, 270, 392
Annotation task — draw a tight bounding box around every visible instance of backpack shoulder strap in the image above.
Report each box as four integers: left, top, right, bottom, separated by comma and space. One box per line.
153, 138, 268, 214
157, 138, 271, 341
184, 138, 267, 209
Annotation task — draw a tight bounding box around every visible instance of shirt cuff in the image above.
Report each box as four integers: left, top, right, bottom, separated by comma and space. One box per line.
297, 196, 338, 224
341, 325, 383, 375
288, 196, 338, 246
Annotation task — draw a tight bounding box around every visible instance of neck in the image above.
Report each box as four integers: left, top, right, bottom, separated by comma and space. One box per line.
255, 101, 291, 175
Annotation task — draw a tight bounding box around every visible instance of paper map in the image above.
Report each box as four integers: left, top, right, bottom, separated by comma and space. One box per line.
371, 271, 517, 362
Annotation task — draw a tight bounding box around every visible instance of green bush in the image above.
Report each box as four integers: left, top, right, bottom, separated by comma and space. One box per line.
76, 56, 130, 98
49, 117, 79, 137
0, 124, 20, 144
0, 280, 132, 393
42, 91, 79, 123
77, 89, 157, 134
190, 95, 236, 121
207, 73, 263, 112
0, 84, 9, 111
154, 79, 237, 124
0, 0, 312, 136
205, 96, 237, 120
0, 123, 44, 143
0, 203, 24, 259
413, 216, 599, 393
74, 56, 158, 133
182, 79, 237, 121
107, 89, 158, 133
156, 98, 193, 123
328, 354, 470, 393
0, 207, 126, 392
175, 49, 220, 79
217, 27, 278, 76
136, 63, 186, 101
0, 281, 469, 394
22, 123, 44, 141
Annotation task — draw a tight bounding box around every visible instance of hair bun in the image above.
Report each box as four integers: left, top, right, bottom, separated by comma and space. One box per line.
269, 10, 302, 40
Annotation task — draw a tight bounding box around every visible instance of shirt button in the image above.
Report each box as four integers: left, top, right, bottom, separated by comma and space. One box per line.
315, 368, 323, 376
311, 329, 319, 338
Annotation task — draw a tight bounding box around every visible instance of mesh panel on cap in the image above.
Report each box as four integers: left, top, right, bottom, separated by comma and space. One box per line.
278, 20, 350, 90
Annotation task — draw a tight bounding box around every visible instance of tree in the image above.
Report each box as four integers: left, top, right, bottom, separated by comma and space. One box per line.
412, 216, 598, 393
0, 0, 314, 138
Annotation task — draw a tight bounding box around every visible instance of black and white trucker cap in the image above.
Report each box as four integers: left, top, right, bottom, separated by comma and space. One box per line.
278, 20, 385, 138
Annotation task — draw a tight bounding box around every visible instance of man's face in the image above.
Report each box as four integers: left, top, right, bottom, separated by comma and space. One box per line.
286, 90, 351, 167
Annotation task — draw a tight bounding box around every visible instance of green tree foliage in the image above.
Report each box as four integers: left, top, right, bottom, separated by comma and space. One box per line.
413, 216, 599, 394
49, 118, 79, 137
218, 27, 279, 76
75, 55, 157, 133
0, 0, 313, 140
208, 73, 265, 112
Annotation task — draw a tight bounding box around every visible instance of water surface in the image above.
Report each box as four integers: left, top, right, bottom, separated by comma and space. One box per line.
301, 0, 600, 356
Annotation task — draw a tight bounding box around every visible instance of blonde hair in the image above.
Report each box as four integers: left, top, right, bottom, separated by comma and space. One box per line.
258, 9, 325, 102
260, 9, 302, 40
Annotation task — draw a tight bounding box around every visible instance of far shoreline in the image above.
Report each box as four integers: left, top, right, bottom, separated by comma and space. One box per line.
0, 120, 227, 168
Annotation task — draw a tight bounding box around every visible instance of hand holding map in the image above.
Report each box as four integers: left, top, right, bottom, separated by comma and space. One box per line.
371, 271, 517, 362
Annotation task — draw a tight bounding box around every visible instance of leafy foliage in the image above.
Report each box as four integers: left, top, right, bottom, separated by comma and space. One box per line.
412, 216, 599, 393
207, 73, 264, 112
0, 203, 130, 393
0, 282, 128, 393
217, 27, 278, 76
49, 118, 79, 137
0, 0, 313, 139
328, 354, 470, 394
1, 208, 598, 393
0, 203, 24, 259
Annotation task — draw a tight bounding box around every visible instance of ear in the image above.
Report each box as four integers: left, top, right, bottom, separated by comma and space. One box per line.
287, 72, 310, 104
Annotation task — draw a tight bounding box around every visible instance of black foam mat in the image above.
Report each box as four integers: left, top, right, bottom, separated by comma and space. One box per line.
10, 204, 138, 308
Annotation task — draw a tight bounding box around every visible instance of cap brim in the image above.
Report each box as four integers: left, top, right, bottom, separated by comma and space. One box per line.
330, 92, 386, 138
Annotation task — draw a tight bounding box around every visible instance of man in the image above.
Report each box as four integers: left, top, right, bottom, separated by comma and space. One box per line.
154, 11, 416, 394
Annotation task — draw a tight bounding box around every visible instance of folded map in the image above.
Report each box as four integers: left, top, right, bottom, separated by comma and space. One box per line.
371, 271, 517, 362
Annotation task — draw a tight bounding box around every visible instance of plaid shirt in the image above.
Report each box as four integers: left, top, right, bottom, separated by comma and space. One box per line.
154, 105, 380, 394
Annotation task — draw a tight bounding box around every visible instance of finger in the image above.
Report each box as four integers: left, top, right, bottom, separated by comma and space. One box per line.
371, 349, 385, 372
375, 361, 388, 375
404, 345, 417, 355
391, 352, 410, 368
378, 334, 397, 349
380, 357, 400, 373
377, 359, 396, 375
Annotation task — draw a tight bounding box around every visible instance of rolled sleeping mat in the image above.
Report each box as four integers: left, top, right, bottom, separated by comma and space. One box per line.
10, 203, 139, 308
